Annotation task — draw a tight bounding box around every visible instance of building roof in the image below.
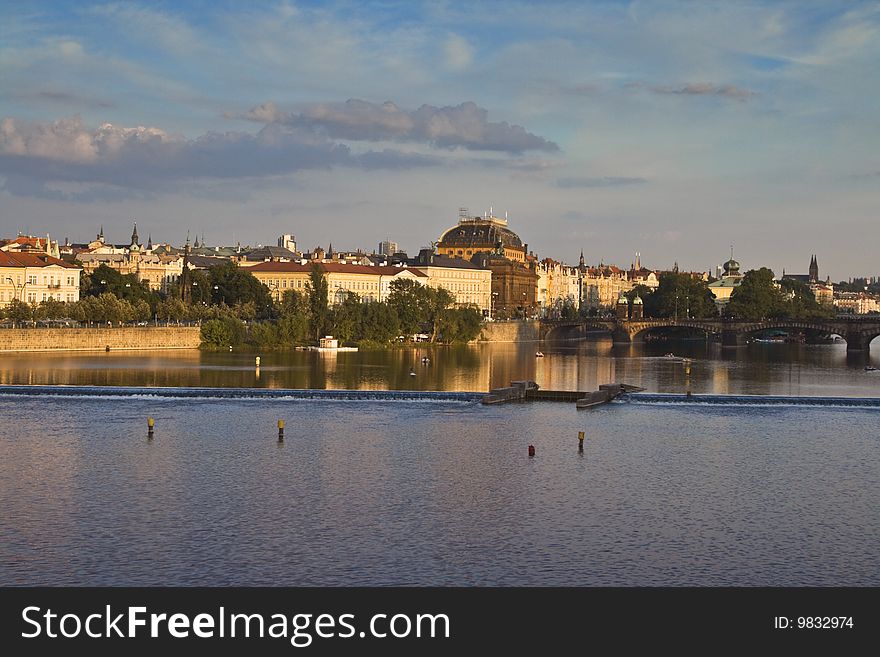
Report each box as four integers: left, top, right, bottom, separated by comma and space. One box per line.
410, 254, 489, 270
241, 245, 298, 261
0, 251, 79, 268
247, 261, 427, 277
439, 217, 524, 249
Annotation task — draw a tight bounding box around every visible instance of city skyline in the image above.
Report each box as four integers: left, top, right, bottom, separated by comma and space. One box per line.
2, 1, 878, 279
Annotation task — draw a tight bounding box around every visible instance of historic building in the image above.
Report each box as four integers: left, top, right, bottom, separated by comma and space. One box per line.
409, 251, 493, 316
782, 255, 834, 306
77, 224, 184, 293
0, 251, 81, 307
437, 210, 537, 318
437, 211, 528, 263
537, 258, 581, 317
579, 264, 631, 312
247, 262, 427, 305
708, 256, 745, 311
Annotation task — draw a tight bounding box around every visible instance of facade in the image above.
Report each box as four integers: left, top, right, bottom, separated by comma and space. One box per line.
378, 240, 399, 257
537, 258, 581, 317
0, 251, 81, 307
708, 257, 745, 311
580, 265, 631, 311
247, 262, 428, 305
472, 252, 539, 319
834, 292, 880, 315
409, 253, 492, 316
278, 234, 297, 252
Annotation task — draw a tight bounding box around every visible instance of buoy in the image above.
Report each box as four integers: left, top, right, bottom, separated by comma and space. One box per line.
277, 419, 285, 441
578, 430, 584, 453
255, 356, 261, 367
147, 417, 155, 438
528, 445, 536, 457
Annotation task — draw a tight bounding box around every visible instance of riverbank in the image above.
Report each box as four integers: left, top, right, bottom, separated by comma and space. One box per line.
0, 327, 201, 352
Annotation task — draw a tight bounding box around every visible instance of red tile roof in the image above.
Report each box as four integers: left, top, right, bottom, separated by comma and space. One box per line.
0, 251, 79, 268
248, 261, 426, 277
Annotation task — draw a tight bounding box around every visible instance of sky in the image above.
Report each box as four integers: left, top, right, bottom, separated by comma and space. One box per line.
1, 1, 878, 280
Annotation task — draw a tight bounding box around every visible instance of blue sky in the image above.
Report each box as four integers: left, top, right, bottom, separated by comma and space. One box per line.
1, 1, 878, 278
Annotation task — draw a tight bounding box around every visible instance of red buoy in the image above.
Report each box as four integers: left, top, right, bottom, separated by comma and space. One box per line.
528, 445, 536, 457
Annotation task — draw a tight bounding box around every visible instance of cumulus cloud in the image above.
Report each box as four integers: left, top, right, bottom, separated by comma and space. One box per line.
651, 82, 757, 100
230, 99, 559, 153
0, 115, 437, 200
556, 176, 648, 188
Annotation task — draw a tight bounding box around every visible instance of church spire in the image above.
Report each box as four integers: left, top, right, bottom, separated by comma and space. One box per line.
147, 233, 152, 250
131, 221, 139, 246
579, 249, 585, 268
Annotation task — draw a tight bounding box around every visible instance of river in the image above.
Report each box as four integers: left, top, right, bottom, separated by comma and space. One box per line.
0, 339, 878, 586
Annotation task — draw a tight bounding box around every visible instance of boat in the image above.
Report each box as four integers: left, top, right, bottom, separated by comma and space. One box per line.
421, 356, 431, 364
866, 366, 878, 372
535, 351, 544, 357
409, 369, 417, 377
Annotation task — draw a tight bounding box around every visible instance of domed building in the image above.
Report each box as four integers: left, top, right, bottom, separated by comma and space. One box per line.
437, 211, 527, 262
438, 210, 537, 318
708, 254, 745, 311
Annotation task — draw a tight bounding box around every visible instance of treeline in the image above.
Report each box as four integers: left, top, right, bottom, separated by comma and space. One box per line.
621, 269, 832, 320
0, 261, 483, 348
200, 270, 483, 349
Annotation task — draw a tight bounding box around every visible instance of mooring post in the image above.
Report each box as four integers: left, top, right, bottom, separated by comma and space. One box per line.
277, 419, 285, 442
578, 430, 584, 453
147, 417, 155, 438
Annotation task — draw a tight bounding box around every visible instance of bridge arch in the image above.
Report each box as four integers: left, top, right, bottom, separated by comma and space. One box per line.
629, 322, 718, 343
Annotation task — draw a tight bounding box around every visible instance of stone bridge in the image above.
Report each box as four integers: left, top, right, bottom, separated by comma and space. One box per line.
540, 317, 880, 352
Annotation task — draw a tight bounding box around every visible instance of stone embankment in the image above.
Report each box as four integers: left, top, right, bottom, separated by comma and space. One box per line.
478, 320, 540, 342
0, 327, 202, 352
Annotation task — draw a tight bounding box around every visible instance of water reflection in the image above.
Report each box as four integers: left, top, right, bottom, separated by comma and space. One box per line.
0, 337, 878, 396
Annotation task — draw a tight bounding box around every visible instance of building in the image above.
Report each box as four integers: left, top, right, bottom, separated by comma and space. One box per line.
410, 251, 492, 316
708, 256, 745, 311
0, 234, 61, 259
580, 264, 631, 311
437, 210, 527, 263
76, 224, 184, 293
537, 258, 581, 317
782, 255, 834, 306
247, 262, 428, 305
0, 251, 81, 307
278, 234, 297, 252
627, 253, 660, 291
834, 292, 880, 315
378, 240, 399, 257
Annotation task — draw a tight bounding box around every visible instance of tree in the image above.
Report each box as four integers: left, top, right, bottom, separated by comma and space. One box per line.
4, 299, 34, 324
306, 264, 329, 341
426, 287, 455, 342
778, 279, 833, 319
207, 261, 272, 316
329, 291, 362, 344
724, 268, 785, 320
642, 273, 716, 319
358, 301, 400, 345
83, 264, 156, 307
387, 279, 431, 337
435, 306, 483, 343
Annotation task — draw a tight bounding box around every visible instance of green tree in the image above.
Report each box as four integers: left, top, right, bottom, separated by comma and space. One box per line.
358, 301, 400, 345
724, 268, 785, 320
329, 291, 362, 344
387, 279, 431, 337
83, 264, 156, 307
207, 261, 272, 316
306, 264, 329, 341
4, 299, 34, 324
435, 306, 483, 343
643, 272, 716, 319
778, 279, 833, 319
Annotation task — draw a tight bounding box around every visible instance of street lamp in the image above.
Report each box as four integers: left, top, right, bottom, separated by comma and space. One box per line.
491, 291, 498, 320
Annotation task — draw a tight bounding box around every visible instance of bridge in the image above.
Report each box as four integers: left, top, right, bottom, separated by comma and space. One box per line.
540, 317, 880, 352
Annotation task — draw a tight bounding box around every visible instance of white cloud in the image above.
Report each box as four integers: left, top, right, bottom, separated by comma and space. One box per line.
444, 34, 474, 70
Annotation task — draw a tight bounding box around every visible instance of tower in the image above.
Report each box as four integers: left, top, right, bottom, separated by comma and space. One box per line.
809, 255, 818, 283
579, 249, 585, 268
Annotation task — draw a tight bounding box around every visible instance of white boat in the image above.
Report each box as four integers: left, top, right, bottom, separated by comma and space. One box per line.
535, 351, 544, 357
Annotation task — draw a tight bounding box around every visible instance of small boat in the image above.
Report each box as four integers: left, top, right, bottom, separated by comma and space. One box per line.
409, 368, 417, 376
535, 351, 544, 357
421, 356, 430, 364
866, 366, 878, 372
